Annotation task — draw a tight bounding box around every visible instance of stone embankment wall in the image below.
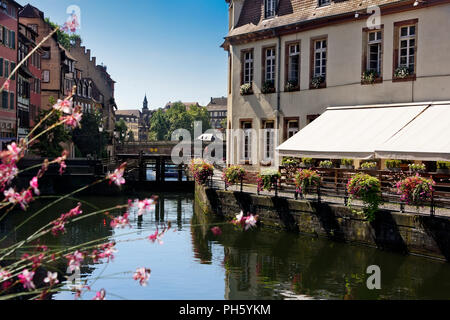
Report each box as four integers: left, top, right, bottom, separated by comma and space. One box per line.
196, 184, 450, 262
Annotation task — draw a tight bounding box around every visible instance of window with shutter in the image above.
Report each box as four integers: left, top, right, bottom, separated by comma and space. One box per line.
4, 61, 8, 77
0, 58, 3, 77
10, 31, 15, 49
10, 92, 14, 110
0, 26, 3, 44
10, 62, 15, 80
2, 91, 8, 109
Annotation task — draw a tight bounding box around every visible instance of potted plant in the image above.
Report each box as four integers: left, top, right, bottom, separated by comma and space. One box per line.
394, 66, 410, 79
257, 169, 281, 193
436, 161, 450, 174
261, 80, 275, 94
300, 157, 314, 168
311, 75, 325, 89
361, 70, 379, 84
408, 163, 426, 173
295, 169, 321, 196
189, 159, 214, 185
385, 159, 402, 172
360, 162, 377, 170
319, 160, 334, 169
240, 83, 253, 95
340, 159, 354, 169
285, 80, 299, 92
347, 173, 382, 222
396, 175, 435, 208
223, 165, 246, 187
281, 157, 300, 179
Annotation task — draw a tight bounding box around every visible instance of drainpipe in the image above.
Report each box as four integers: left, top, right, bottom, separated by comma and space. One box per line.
276, 34, 282, 166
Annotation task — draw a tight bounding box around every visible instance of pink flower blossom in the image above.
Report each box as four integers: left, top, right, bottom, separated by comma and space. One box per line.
244, 215, 258, 230
148, 230, 163, 244
110, 213, 130, 229
62, 107, 83, 128
30, 177, 40, 196
91, 242, 117, 263
0, 163, 18, 190
108, 163, 127, 187
211, 226, 222, 236
52, 99, 73, 114
4, 188, 18, 204
55, 150, 68, 175
0, 269, 12, 282
3, 79, 10, 91
44, 272, 59, 286
66, 251, 85, 272
93, 289, 106, 300
18, 269, 35, 290
137, 198, 155, 216
133, 267, 151, 287
7, 142, 22, 162
62, 14, 80, 33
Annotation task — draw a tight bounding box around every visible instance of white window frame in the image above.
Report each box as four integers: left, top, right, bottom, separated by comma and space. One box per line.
243, 51, 254, 84
264, 0, 276, 19
262, 121, 275, 161
241, 122, 252, 163
399, 25, 416, 73
367, 31, 382, 74
314, 39, 327, 77
265, 48, 276, 82
287, 120, 299, 139
288, 43, 300, 83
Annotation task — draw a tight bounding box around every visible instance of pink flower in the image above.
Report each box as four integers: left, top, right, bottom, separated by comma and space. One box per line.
18, 269, 35, 290
4, 188, 18, 204
66, 251, 85, 272
43, 271, 59, 286
110, 213, 130, 229
93, 289, 106, 300
7, 142, 22, 162
30, 177, 40, 196
148, 230, 163, 245
67, 203, 83, 218
211, 226, 222, 236
0, 163, 18, 190
137, 198, 155, 216
52, 99, 73, 114
3, 79, 10, 91
244, 215, 258, 230
0, 269, 12, 282
62, 14, 80, 33
62, 107, 82, 128
55, 150, 68, 175
133, 267, 151, 287
108, 163, 127, 187
18, 189, 33, 210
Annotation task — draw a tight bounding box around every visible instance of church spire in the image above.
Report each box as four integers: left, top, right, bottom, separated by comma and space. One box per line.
143, 94, 148, 110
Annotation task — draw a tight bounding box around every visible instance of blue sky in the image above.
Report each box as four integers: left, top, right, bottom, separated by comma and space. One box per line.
18, 0, 229, 110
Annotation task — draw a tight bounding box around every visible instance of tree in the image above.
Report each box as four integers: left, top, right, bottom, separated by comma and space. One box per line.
115, 119, 128, 144
148, 109, 169, 141
30, 98, 71, 158
72, 111, 107, 158
127, 130, 135, 142
187, 104, 211, 137
44, 18, 82, 49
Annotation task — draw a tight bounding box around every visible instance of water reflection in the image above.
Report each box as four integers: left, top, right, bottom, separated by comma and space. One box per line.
1, 191, 449, 300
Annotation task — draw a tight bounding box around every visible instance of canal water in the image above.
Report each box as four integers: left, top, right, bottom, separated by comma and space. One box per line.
1, 191, 450, 300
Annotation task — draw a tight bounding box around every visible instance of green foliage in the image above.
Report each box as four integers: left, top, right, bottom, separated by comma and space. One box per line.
44, 18, 81, 49
295, 169, 321, 195
30, 97, 71, 158
437, 161, 450, 169
257, 169, 281, 192
341, 159, 354, 166
114, 119, 128, 144
240, 83, 252, 95
301, 158, 314, 167
361, 162, 377, 170
385, 159, 402, 169
148, 102, 211, 141
72, 111, 107, 158
261, 80, 275, 94
223, 165, 246, 187
361, 70, 378, 83
282, 157, 299, 167
127, 130, 135, 142
319, 160, 333, 168
347, 173, 382, 222
408, 163, 426, 172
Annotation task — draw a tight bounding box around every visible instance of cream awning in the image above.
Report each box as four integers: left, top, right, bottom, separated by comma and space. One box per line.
277, 101, 450, 161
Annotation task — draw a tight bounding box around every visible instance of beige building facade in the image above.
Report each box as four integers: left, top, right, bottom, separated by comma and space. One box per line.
223, 0, 450, 171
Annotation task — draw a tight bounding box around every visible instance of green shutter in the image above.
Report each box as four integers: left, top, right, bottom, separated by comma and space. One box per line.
0, 26, 3, 44
2, 92, 7, 109
9, 92, 14, 110
11, 31, 15, 50
3, 28, 6, 47
0, 58, 3, 77
10, 62, 15, 80
4, 61, 8, 77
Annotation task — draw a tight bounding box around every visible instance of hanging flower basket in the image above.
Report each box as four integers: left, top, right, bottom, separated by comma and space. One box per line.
294, 169, 321, 196
240, 83, 253, 95
223, 165, 246, 187
261, 80, 275, 94
189, 159, 214, 185
396, 174, 435, 207
347, 173, 382, 221
257, 169, 281, 193
311, 76, 325, 89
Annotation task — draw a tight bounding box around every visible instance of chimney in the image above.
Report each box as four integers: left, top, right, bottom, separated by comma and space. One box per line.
74, 37, 81, 47
92, 57, 96, 65
87, 49, 91, 59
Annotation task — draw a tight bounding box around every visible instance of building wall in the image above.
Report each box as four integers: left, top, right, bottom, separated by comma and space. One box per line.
227, 4, 450, 170
0, 1, 19, 148
19, 16, 63, 108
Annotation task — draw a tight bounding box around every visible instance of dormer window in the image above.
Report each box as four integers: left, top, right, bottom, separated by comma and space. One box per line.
318, 0, 331, 7
264, 0, 276, 19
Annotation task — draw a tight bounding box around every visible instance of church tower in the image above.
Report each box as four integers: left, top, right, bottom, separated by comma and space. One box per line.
143, 94, 148, 111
